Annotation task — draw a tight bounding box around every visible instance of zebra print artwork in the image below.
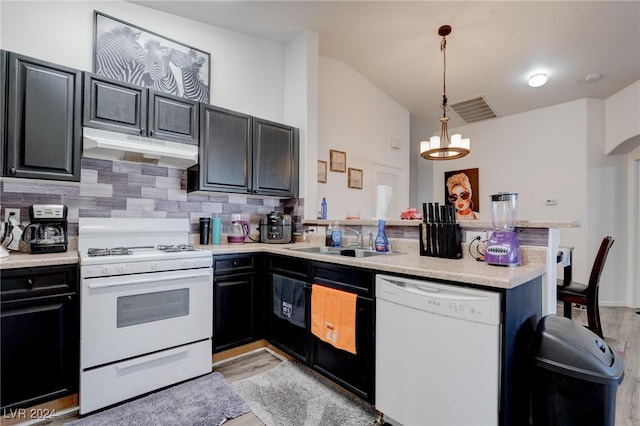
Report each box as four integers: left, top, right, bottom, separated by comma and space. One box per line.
94, 12, 210, 103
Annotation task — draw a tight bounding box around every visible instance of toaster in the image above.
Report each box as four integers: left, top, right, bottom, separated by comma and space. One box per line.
259, 212, 293, 243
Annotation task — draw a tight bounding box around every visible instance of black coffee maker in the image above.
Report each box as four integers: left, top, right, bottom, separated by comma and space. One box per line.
22, 204, 68, 254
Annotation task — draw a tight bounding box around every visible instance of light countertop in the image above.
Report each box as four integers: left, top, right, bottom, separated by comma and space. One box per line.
303, 219, 579, 229
1, 239, 546, 290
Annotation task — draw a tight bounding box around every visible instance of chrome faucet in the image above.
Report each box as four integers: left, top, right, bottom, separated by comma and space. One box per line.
345, 228, 363, 247
345, 228, 374, 250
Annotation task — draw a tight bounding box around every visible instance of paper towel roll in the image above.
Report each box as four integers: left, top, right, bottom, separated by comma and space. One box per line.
376, 185, 393, 219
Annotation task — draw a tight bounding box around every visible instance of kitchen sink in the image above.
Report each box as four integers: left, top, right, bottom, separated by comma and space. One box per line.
288, 246, 401, 258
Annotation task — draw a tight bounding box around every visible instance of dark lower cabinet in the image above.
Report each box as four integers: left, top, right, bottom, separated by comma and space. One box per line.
264, 255, 375, 403
266, 255, 310, 363
310, 262, 375, 403
0, 265, 79, 413
5, 52, 82, 181
213, 254, 263, 352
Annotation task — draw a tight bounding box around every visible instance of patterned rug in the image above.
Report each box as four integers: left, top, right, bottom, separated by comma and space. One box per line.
66, 372, 249, 426
232, 360, 378, 426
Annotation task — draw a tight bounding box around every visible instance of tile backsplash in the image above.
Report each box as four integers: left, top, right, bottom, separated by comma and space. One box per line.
1, 157, 303, 237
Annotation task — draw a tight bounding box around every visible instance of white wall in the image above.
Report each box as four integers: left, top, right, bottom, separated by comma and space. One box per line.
420, 98, 628, 305
410, 114, 434, 207
0, 0, 286, 123
318, 57, 410, 220
284, 32, 319, 219
606, 80, 640, 155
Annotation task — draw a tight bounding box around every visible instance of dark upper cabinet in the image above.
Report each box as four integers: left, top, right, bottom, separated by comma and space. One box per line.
148, 91, 199, 145
83, 73, 147, 136
253, 117, 299, 197
83, 73, 198, 145
188, 104, 299, 197
189, 104, 252, 193
1, 265, 79, 412
5, 52, 82, 181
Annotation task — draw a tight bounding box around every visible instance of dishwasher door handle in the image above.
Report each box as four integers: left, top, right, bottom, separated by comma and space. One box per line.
391, 281, 493, 303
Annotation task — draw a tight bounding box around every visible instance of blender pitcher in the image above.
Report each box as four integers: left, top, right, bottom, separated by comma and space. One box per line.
485, 193, 521, 266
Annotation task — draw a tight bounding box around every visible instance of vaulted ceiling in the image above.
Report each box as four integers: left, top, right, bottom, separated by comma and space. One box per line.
130, 1, 640, 133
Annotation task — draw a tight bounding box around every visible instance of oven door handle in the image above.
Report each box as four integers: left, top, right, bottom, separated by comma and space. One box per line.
87, 271, 211, 289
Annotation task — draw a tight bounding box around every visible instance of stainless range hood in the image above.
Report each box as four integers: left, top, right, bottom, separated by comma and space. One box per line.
82, 127, 198, 169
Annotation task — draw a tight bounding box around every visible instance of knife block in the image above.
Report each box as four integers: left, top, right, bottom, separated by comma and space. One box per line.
419, 221, 462, 259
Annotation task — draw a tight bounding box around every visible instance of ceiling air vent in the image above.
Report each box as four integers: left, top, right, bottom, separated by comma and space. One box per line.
450, 95, 499, 124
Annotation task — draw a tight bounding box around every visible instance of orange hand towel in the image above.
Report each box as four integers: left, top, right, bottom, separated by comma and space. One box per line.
311, 284, 357, 354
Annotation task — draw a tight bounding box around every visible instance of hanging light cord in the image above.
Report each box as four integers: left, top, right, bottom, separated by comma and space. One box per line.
441, 36, 448, 116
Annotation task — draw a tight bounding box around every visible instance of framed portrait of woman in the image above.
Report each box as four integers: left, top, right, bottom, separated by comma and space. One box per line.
444, 168, 479, 220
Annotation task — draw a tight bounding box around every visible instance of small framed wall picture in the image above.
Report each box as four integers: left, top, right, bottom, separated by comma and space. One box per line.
329, 149, 347, 172
317, 160, 327, 183
348, 167, 363, 189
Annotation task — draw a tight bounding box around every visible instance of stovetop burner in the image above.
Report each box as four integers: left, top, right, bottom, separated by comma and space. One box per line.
157, 244, 198, 252
88, 247, 133, 257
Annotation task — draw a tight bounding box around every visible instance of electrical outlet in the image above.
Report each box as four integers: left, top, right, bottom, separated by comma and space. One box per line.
4, 208, 20, 223
466, 230, 487, 242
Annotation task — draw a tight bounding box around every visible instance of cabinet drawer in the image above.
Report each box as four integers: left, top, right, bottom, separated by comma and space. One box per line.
311, 262, 374, 297
214, 254, 257, 276
1, 265, 78, 301
267, 254, 308, 280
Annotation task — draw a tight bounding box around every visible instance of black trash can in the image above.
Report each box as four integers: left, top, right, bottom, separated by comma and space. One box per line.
530, 314, 624, 426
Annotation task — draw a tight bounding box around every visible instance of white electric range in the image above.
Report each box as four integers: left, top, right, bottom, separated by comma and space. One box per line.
77, 218, 213, 414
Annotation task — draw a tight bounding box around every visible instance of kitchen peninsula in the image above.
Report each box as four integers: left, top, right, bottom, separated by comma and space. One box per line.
2, 233, 544, 425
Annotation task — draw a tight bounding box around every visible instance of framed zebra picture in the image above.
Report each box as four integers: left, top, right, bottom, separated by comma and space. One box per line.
93, 11, 211, 103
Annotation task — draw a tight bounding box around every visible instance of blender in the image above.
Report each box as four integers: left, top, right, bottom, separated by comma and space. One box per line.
484, 193, 521, 266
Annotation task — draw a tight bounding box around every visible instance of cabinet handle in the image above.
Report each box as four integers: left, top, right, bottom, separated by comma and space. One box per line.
25, 278, 34, 289
149, 130, 154, 136
9, 167, 16, 175
232, 260, 240, 267
140, 128, 145, 135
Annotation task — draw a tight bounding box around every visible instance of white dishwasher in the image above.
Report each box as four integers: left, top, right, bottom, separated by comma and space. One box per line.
375, 274, 502, 426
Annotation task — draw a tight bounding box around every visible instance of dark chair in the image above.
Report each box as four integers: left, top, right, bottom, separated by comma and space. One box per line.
557, 236, 614, 338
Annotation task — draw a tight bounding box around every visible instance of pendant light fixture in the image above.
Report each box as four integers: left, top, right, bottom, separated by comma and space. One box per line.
420, 25, 470, 160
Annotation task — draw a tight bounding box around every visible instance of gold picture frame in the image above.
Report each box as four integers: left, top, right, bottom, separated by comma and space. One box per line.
317, 160, 327, 183
348, 167, 363, 189
329, 149, 347, 172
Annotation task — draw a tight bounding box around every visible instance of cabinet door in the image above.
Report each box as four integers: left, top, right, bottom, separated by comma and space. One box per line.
1, 293, 79, 411
83, 73, 147, 136
196, 104, 252, 193
309, 262, 375, 402
148, 91, 199, 145
252, 118, 299, 197
213, 274, 257, 352
5, 53, 81, 181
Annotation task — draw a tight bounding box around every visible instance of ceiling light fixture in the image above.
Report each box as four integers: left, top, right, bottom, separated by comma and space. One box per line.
420, 25, 470, 161
528, 73, 548, 88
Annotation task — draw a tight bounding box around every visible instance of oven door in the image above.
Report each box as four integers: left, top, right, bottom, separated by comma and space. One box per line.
81, 268, 212, 369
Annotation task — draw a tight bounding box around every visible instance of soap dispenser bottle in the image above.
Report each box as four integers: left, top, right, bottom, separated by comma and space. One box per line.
331, 221, 342, 247
375, 219, 388, 252
325, 223, 333, 247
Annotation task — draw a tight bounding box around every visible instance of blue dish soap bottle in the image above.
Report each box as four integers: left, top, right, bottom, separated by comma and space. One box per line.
375, 219, 388, 252
331, 221, 342, 247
